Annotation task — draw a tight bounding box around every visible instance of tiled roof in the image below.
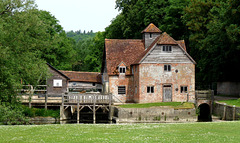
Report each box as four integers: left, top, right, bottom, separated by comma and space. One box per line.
60, 71, 102, 83
47, 63, 70, 80
157, 32, 178, 45
141, 23, 162, 33
176, 40, 186, 51
105, 39, 145, 75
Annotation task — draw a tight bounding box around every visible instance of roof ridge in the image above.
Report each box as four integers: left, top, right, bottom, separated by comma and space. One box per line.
105, 39, 143, 41
60, 70, 100, 74
141, 23, 162, 33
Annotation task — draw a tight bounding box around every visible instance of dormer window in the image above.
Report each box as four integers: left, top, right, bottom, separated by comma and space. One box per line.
162, 45, 172, 52
119, 67, 126, 73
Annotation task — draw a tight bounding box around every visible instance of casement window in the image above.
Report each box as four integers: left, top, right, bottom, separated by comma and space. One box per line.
162, 45, 172, 52
181, 86, 188, 93
147, 86, 154, 93
118, 86, 126, 94
164, 65, 171, 72
119, 67, 126, 73
53, 79, 62, 87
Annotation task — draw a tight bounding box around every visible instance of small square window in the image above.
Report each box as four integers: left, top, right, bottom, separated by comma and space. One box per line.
92, 83, 96, 86
164, 65, 171, 72
147, 86, 154, 93
53, 79, 62, 87
181, 86, 188, 93
119, 67, 126, 73
118, 86, 126, 94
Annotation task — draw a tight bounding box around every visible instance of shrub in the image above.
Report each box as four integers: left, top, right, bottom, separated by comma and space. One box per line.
0, 103, 29, 125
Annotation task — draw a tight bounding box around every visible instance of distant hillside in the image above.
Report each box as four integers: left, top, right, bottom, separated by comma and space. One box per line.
66, 30, 96, 43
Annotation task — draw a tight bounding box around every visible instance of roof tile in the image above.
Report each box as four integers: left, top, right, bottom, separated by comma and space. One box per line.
141, 23, 162, 33
60, 71, 102, 83
105, 39, 145, 75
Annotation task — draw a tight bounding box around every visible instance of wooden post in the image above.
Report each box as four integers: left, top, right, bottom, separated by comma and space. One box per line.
62, 93, 64, 107
108, 94, 112, 124
77, 95, 80, 124
29, 95, 32, 108
93, 95, 96, 124
223, 103, 226, 120
45, 94, 48, 110
233, 105, 236, 120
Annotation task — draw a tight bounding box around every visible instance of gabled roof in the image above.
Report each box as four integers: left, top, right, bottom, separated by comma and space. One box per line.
157, 32, 178, 45
105, 39, 145, 75
47, 63, 70, 80
60, 71, 102, 83
176, 40, 186, 51
141, 23, 162, 33
133, 32, 196, 64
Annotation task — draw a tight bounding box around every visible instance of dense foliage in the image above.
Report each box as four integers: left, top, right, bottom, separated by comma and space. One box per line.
67, 31, 105, 72
66, 30, 96, 43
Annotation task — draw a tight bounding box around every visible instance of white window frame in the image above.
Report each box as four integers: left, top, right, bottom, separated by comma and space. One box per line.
162, 45, 172, 52
53, 79, 62, 87
164, 65, 171, 72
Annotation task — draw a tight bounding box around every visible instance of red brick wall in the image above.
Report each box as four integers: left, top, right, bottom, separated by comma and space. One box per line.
136, 63, 195, 103
109, 63, 195, 103
109, 74, 134, 103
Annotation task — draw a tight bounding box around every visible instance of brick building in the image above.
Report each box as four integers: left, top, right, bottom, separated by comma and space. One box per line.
102, 23, 196, 103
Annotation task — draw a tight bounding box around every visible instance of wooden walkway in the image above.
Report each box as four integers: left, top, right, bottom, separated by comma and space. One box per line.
20, 93, 113, 124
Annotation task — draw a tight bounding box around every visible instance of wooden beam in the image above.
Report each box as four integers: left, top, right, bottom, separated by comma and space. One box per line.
93, 95, 96, 124
77, 95, 80, 124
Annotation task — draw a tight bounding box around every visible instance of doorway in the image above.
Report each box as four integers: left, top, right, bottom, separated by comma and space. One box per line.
163, 85, 172, 102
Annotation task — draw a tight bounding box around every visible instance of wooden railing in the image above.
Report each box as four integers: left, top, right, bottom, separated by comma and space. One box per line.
62, 93, 112, 105
20, 93, 112, 109
20, 85, 47, 94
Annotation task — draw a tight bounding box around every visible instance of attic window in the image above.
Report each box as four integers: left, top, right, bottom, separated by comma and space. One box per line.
119, 67, 126, 73
150, 33, 152, 39
162, 46, 172, 52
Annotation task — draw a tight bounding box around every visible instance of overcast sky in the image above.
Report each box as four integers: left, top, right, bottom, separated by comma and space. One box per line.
35, 0, 120, 32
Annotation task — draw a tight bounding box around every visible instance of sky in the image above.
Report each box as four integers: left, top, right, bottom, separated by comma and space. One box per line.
35, 0, 120, 32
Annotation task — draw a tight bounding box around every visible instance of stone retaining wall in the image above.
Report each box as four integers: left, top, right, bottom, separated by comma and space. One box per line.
213, 102, 240, 120
113, 106, 197, 123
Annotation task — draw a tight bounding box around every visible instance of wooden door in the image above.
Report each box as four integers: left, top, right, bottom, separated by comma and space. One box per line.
163, 85, 172, 102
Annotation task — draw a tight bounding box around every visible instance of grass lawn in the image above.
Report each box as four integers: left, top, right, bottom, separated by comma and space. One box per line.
218, 99, 240, 107
118, 102, 195, 109
0, 122, 240, 143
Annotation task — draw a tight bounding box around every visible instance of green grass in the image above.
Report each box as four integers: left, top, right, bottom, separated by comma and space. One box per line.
118, 102, 195, 109
0, 122, 240, 142
218, 99, 240, 107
